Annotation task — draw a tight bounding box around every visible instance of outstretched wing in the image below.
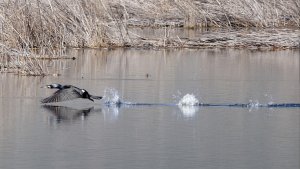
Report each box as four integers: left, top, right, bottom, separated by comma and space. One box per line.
41, 87, 82, 103
71, 85, 103, 100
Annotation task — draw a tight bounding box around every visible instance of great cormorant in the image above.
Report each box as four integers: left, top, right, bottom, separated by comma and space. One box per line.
41, 83, 102, 103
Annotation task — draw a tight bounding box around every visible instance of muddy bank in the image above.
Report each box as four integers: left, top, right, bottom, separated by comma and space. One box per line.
127, 28, 300, 50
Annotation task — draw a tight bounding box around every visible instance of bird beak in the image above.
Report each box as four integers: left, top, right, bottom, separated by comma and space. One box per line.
40, 85, 47, 88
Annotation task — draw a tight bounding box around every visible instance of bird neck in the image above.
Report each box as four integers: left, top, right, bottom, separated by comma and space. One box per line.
84, 92, 94, 102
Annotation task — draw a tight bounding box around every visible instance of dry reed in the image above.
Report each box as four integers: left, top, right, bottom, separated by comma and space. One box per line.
0, 0, 299, 75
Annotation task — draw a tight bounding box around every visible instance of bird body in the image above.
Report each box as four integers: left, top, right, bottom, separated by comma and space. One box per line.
41, 84, 102, 103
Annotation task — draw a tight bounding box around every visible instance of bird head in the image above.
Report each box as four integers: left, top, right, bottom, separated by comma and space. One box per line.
81, 89, 94, 102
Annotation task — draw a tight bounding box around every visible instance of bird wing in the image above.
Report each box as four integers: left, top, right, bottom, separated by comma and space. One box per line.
70, 85, 103, 100
41, 87, 82, 103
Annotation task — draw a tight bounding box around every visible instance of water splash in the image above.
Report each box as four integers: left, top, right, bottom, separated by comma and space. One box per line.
177, 94, 200, 118
178, 105, 199, 118
248, 100, 261, 108
247, 99, 261, 111
101, 89, 299, 109
178, 94, 200, 106
103, 88, 122, 106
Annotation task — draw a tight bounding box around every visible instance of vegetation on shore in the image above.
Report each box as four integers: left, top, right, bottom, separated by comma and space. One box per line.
0, 0, 299, 75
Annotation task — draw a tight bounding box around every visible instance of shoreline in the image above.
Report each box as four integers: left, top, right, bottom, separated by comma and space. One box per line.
125, 28, 300, 50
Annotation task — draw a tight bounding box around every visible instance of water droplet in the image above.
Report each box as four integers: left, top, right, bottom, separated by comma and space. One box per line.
178, 94, 199, 106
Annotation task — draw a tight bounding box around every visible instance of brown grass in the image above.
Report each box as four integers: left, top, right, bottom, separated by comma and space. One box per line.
0, 0, 299, 75
1, 0, 299, 48
120, 0, 300, 28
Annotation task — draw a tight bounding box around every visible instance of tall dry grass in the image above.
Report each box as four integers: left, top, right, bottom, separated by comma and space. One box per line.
113, 0, 300, 28
0, 0, 130, 75
0, 0, 299, 75
1, 0, 299, 49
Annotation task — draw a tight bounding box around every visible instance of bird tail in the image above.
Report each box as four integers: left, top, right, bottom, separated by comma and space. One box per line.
90, 95, 103, 100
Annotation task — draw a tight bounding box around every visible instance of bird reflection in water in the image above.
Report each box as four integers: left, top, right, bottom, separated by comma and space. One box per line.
42, 105, 96, 123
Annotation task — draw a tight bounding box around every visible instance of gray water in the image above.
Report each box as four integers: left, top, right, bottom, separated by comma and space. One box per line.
0, 48, 299, 169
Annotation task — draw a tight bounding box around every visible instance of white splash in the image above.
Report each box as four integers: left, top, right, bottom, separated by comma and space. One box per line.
179, 106, 199, 118
178, 94, 200, 106
247, 100, 261, 111
177, 94, 200, 118
103, 88, 122, 105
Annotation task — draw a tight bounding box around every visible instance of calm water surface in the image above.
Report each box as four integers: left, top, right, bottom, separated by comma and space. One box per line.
0, 49, 299, 169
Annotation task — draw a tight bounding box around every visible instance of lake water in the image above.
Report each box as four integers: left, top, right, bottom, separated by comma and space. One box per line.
0, 48, 299, 169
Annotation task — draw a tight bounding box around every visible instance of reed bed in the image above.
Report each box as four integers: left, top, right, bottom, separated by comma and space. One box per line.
131, 28, 300, 49
0, 0, 299, 75
124, 0, 300, 28
0, 44, 45, 75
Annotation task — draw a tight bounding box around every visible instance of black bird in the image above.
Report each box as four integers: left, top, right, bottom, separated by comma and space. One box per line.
41, 83, 102, 103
